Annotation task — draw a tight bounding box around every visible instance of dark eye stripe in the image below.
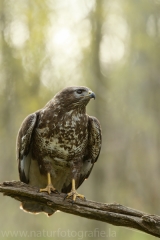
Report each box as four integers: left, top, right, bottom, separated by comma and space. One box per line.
76, 89, 83, 94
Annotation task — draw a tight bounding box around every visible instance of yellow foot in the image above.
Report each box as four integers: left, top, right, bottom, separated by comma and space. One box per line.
40, 184, 57, 194
66, 190, 85, 202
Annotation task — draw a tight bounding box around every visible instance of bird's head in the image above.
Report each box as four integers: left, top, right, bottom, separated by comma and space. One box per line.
54, 86, 95, 111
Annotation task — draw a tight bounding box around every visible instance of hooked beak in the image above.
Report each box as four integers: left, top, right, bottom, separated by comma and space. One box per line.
88, 91, 96, 100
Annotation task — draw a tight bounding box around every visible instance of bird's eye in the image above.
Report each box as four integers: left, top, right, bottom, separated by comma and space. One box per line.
76, 89, 83, 94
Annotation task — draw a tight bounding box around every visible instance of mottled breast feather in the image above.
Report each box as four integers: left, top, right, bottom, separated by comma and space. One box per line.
17, 86, 102, 194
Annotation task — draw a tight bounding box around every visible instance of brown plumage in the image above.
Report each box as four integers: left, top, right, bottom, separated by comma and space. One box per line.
17, 86, 102, 215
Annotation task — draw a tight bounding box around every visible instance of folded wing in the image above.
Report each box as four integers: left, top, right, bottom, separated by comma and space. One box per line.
77, 116, 102, 189
17, 113, 39, 183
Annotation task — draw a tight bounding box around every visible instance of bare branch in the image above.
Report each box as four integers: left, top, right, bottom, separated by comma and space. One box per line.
0, 181, 160, 238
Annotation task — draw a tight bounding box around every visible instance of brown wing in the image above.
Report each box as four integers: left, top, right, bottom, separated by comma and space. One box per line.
77, 116, 102, 188
61, 116, 102, 193
87, 116, 102, 163
17, 112, 39, 183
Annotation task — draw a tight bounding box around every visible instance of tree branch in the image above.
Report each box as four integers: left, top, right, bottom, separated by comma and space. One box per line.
0, 181, 160, 238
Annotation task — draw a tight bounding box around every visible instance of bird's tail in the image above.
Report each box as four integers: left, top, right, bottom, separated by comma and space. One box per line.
20, 201, 56, 216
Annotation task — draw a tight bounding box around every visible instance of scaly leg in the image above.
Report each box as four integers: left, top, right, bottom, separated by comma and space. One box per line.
40, 173, 56, 194
66, 179, 85, 202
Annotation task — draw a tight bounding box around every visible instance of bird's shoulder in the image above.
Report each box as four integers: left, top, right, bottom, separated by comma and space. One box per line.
17, 111, 40, 158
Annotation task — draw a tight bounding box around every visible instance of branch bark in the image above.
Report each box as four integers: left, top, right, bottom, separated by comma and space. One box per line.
0, 181, 160, 238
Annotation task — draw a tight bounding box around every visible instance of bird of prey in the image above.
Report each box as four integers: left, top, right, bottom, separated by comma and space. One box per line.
17, 86, 102, 215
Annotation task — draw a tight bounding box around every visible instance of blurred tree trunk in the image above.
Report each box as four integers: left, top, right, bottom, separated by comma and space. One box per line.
87, 0, 108, 231
0, 0, 49, 181
90, 0, 105, 201
0, 0, 22, 179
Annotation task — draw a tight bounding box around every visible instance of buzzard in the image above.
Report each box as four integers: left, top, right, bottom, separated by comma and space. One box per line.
17, 86, 102, 214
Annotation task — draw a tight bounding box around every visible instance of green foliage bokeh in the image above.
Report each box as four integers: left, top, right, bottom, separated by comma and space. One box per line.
0, 0, 159, 239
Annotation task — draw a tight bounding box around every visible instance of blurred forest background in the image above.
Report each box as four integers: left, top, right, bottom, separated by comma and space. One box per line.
0, 0, 160, 239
